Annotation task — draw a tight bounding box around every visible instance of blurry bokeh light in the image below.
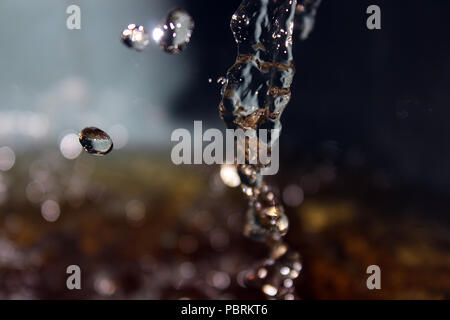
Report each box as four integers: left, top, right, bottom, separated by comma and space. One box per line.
59, 133, 82, 160
40, 199, 61, 222
0, 146, 15, 171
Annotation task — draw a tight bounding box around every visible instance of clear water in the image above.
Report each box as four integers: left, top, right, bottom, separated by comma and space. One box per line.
121, 24, 150, 51
218, 0, 306, 299
79, 127, 114, 156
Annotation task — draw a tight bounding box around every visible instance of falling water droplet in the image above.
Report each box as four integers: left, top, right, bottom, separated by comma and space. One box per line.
121, 24, 150, 51
79, 127, 113, 156
152, 8, 194, 54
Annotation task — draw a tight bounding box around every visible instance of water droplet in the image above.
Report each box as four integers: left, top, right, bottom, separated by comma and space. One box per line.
152, 8, 194, 54
79, 127, 113, 156
121, 24, 150, 51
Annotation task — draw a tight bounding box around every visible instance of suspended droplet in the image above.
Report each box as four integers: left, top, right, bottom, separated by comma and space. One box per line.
246, 243, 302, 299
79, 127, 113, 156
121, 24, 150, 51
152, 8, 194, 54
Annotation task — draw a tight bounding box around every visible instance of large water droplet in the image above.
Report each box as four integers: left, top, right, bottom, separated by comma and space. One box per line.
152, 8, 194, 54
79, 127, 113, 156
121, 24, 150, 51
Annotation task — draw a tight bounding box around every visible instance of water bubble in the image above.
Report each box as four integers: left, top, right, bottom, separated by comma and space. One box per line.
121, 24, 150, 51
79, 127, 113, 156
152, 8, 194, 54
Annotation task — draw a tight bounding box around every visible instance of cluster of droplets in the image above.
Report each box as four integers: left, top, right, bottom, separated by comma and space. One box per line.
249, 242, 303, 299
120, 9, 194, 54
218, 0, 303, 299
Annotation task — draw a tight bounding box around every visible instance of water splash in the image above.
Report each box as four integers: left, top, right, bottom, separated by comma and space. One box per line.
79, 127, 113, 156
121, 24, 150, 51
152, 8, 195, 54
218, 0, 307, 299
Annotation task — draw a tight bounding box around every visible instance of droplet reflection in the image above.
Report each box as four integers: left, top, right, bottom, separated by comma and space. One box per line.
153, 9, 194, 54
79, 127, 113, 156
121, 24, 150, 51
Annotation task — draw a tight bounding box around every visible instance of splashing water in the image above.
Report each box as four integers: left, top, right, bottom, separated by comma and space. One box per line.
121, 24, 150, 51
217, 0, 319, 299
152, 8, 195, 54
79, 127, 113, 156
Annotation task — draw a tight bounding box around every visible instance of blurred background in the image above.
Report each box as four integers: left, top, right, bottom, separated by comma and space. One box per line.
0, 0, 449, 299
